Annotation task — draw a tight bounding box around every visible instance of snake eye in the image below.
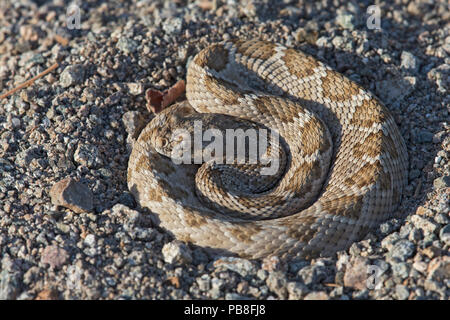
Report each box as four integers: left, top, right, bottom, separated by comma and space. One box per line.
156, 137, 168, 149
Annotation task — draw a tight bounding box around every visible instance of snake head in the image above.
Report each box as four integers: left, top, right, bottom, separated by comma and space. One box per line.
147, 102, 197, 160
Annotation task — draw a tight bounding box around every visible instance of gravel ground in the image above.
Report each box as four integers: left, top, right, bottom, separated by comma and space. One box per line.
0, 0, 448, 300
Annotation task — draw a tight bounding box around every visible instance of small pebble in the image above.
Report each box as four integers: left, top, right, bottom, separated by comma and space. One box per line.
49, 178, 93, 214
161, 241, 192, 265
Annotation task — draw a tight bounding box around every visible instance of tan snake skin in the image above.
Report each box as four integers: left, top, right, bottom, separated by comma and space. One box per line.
127, 39, 408, 260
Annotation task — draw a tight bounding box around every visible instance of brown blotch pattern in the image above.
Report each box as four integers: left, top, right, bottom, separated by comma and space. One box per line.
234, 40, 277, 61
229, 223, 262, 244
300, 117, 329, 157
151, 157, 176, 176
285, 215, 318, 243
343, 160, 391, 191
321, 70, 360, 101
234, 195, 287, 211
147, 188, 163, 202
321, 194, 364, 219
195, 104, 210, 113
289, 160, 323, 194
281, 48, 320, 79
353, 130, 399, 160
204, 74, 244, 105
138, 128, 152, 143
253, 97, 299, 123
136, 149, 176, 176
135, 154, 152, 172
183, 208, 208, 228
193, 44, 229, 72
350, 99, 391, 128
157, 179, 189, 200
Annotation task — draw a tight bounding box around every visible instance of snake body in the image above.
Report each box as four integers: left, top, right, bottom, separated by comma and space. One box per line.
127, 40, 408, 260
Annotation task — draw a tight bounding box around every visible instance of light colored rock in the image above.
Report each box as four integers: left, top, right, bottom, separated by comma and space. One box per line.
266, 271, 287, 299
427, 256, 449, 282
304, 291, 329, 300
343, 257, 370, 290
213, 257, 256, 277
40, 245, 69, 269
161, 241, 192, 265
411, 215, 438, 235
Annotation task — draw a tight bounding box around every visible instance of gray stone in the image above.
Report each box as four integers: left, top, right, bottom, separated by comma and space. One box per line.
332, 36, 344, 47
408, 228, 423, 242
400, 51, 419, 72
116, 37, 138, 54
336, 12, 355, 30
119, 192, 136, 208
388, 240, 416, 261
266, 271, 287, 299
433, 176, 450, 189
409, 169, 421, 180
162, 17, 183, 34
439, 224, 450, 245
423, 279, 442, 293
209, 278, 223, 299
414, 129, 434, 143
122, 111, 147, 138
427, 256, 450, 282
391, 262, 410, 280
73, 144, 99, 168
196, 274, 211, 291
15, 146, 45, 167
304, 291, 329, 300
40, 245, 69, 268
84, 234, 96, 247
410, 215, 438, 235
381, 232, 401, 250
379, 221, 395, 235
286, 281, 308, 300
126, 82, 144, 96
376, 77, 416, 104
0, 270, 20, 300
298, 264, 329, 285
256, 269, 268, 281
10, 117, 20, 129
60, 64, 86, 88
288, 260, 309, 274
161, 241, 192, 265
225, 293, 250, 300
395, 284, 410, 300
50, 178, 93, 213
343, 257, 370, 290
213, 257, 256, 278
399, 223, 414, 238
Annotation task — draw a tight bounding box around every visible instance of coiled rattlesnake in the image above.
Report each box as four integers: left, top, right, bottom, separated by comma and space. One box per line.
127, 39, 408, 260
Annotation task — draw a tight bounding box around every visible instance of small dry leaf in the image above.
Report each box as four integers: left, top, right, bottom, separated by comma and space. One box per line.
54, 34, 69, 46
146, 80, 185, 113
167, 276, 181, 288
35, 288, 59, 300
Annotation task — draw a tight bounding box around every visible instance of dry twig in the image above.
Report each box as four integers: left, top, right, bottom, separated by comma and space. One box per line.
0, 62, 59, 100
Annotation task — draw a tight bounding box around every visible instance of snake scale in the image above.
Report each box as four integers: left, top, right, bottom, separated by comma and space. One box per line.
127, 39, 408, 260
